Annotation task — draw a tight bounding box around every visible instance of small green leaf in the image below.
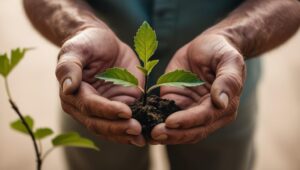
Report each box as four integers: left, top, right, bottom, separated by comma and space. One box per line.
0, 48, 30, 77
10, 115, 34, 135
134, 21, 158, 63
136, 65, 147, 75
0, 53, 10, 77
34, 128, 54, 139
148, 70, 205, 92
146, 59, 159, 75
10, 48, 28, 72
95, 67, 138, 87
52, 132, 99, 150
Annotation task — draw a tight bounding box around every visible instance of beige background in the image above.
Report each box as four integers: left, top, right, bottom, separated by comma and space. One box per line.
1, 1, 300, 170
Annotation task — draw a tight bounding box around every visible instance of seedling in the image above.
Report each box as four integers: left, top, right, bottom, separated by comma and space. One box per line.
96, 21, 204, 105
0, 48, 98, 170
96, 22, 205, 139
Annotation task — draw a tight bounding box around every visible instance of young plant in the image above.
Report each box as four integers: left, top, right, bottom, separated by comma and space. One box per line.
96, 21, 204, 104
0, 48, 99, 170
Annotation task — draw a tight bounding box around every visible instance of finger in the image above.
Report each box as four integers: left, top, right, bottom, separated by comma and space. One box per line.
165, 96, 222, 129
188, 115, 236, 144
60, 82, 132, 119
61, 102, 145, 146
99, 84, 142, 104
60, 99, 87, 124
56, 52, 84, 95
211, 52, 245, 109
100, 134, 146, 147
84, 117, 142, 137
152, 115, 235, 145
161, 86, 205, 109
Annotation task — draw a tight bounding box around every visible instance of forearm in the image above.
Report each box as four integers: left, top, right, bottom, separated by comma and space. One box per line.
23, 0, 108, 46
209, 0, 300, 58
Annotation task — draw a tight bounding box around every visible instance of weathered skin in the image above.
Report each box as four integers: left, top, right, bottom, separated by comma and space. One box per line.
23, 0, 300, 146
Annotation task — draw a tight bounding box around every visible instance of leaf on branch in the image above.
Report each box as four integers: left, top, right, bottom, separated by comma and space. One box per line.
52, 132, 99, 151
134, 21, 158, 63
10, 48, 28, 71
146, 59, 159, 75
10, 115, 34, 135
34, 128, 54, 140
136, 65, 147, 75
0, 53, 10, 77
95, 67, 138, 87
0, 48, 30, 77
148, 70, 205, 92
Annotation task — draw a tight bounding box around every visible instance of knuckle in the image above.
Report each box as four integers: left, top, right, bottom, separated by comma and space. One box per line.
55, 57, 83, 78
60, 103, 71, 115
77, 99, 89, 113
204, 113, 214, 125
199, 129, 209, 140
85, 119, 98, 134
223, 73, 243, 95
61, 39, 91, 57
105, 123, 115, 135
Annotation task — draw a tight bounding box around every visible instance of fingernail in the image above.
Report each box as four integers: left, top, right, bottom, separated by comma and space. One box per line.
154, 134, 168, 141
118, 113, 131, 119
63, 78, 72, 93
126, 129, 139, 135
219, 93, 229, 109
130, 140, 145, 147
166, 123, 180, 129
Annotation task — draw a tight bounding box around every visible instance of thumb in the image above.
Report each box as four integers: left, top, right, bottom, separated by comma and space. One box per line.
211, 53, 245, 109
56, 53, 83, 95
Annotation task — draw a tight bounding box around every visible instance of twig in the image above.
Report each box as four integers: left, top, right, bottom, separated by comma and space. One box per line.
5, 78, 42, 170
143, 74, 148, 106
42, 147, 55, 161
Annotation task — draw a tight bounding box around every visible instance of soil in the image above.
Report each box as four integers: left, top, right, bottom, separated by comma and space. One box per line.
130, 95, 181, 140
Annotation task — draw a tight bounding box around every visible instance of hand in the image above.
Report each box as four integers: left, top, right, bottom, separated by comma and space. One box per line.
56, 27, 145, 147
151, 33, 246, 144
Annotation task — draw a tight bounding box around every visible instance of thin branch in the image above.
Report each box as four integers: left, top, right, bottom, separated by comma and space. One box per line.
5, 78, 42, 170
38, 140, 43, 156
4, 78, 12, 100
143, 74, 148, 106
41, 147, 55, 161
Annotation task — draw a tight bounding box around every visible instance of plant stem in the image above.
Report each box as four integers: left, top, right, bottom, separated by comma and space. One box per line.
38, 140, 43, 156
4, 78, 12, 100
4, 78, 42, 170
42, 147, 55, 161
143, 74, 148, 106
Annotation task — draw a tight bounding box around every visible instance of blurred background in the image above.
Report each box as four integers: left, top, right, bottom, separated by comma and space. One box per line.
1, 1, 300, 170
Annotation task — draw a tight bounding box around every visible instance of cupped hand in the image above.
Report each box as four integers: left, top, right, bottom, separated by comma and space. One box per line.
151, 33, 246, 144
56, 27, 145, 146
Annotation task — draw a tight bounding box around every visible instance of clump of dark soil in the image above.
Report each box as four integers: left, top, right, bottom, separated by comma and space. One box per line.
130, 95, 181, 140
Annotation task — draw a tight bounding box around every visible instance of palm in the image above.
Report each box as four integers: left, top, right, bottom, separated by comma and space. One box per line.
161, 34, 241, 109
72, 28, 144, 104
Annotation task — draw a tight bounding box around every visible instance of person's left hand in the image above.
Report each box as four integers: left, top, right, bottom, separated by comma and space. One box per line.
151, 33, 246, 144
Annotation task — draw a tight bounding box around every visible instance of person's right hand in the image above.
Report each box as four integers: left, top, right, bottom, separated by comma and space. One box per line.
56, 27, 145, 147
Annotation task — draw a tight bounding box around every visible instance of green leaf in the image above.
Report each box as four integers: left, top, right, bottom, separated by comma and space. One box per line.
34, 128, 54, 139
148, 70, 205, 92
0, 48, 29, 77
0, 53, 10, 77
52, 132, 99, 150
95, 67, 138, 87
136, 65, 147, 75
134, 21, 158, 63
146, 60, 159, 75
10, 115, 34, 135
10, 48, 27, 71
